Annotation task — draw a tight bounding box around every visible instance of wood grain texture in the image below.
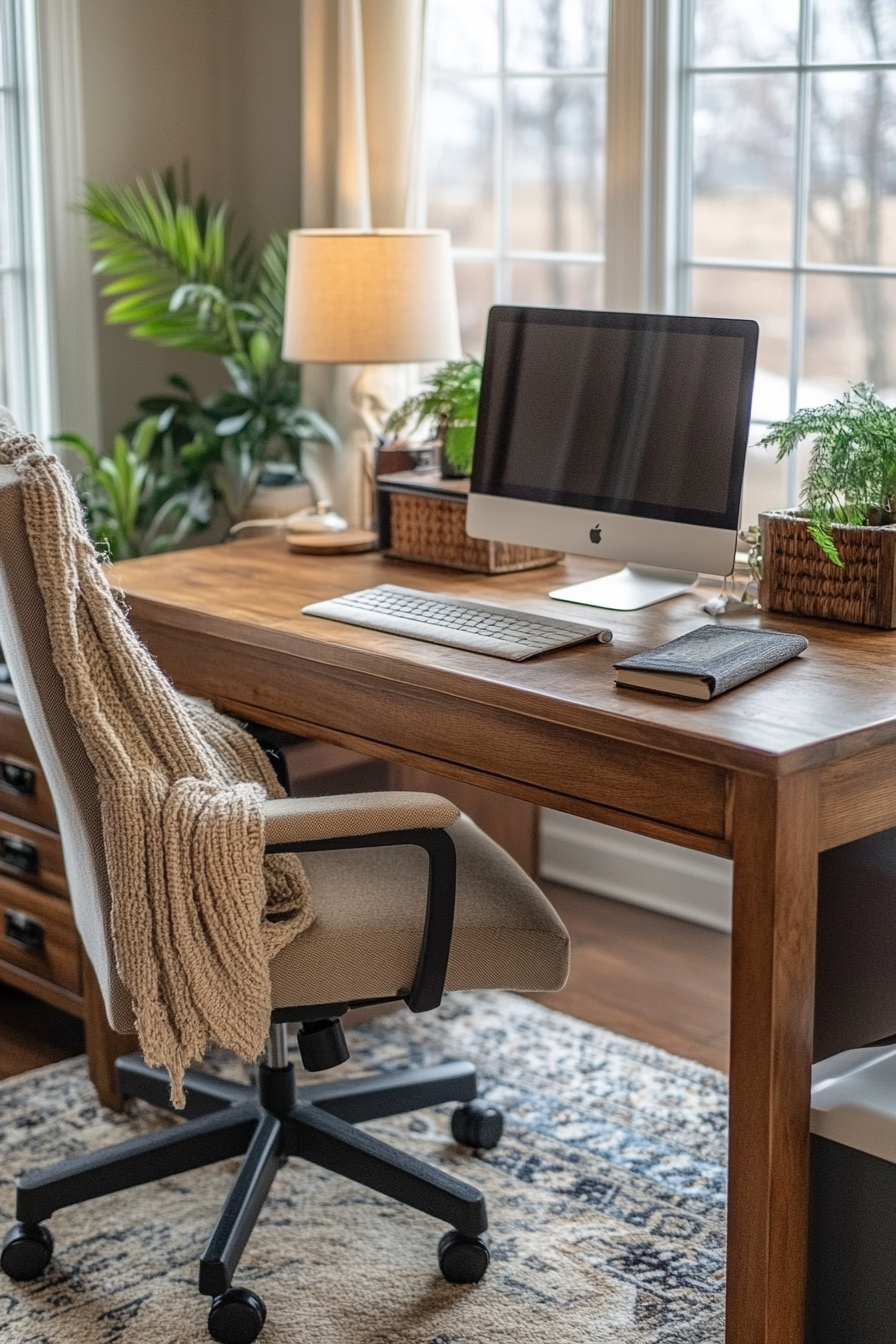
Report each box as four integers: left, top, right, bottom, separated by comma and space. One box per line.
111, 538, 896, 776
726, 771, 819, 1344
132, 620, 727, 839
183, 683, 733, 858
531, 882, 730, 1071
819, 741, 896, 850
107, 537, 896, 1344
0, 983, 84, 1079
0, 811, 68, 897
390, 763, 540, 878
82, 956, 138, 1112
0, 702, 59, 830
0, 875, 81, 995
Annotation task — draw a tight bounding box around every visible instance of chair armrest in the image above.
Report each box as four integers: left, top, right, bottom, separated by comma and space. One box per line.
262, 792, 460, 845
263, 793, 460, 1015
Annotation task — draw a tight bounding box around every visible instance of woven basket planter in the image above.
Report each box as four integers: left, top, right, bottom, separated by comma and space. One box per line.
759, 509, 896, 628
377, 471, 562, 575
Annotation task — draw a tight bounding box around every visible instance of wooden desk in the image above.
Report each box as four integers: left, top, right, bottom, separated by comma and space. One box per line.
111, 538, 896, 1344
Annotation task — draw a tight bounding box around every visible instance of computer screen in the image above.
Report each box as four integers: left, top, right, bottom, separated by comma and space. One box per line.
471, 307, 758, 532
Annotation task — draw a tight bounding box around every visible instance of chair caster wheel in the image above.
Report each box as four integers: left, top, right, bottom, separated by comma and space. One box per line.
451, 1099, 503, 1150
438, 1229, 490, 1284
208, 1287, 267, 1343
1, 1223, 54, 1281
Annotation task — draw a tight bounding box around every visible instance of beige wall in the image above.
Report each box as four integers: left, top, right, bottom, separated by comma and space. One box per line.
78, 0, 302, 444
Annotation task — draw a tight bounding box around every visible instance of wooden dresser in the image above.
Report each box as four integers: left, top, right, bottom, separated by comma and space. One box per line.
0, 668, 137, 1108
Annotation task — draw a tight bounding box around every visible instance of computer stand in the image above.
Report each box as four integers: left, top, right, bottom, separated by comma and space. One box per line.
549, 564, 699, 612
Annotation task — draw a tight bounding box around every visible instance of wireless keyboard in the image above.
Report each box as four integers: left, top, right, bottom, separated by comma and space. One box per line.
302, 584, 613, 661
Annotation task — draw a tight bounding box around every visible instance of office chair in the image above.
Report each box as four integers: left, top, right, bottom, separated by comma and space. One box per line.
0, 457, 569, 1343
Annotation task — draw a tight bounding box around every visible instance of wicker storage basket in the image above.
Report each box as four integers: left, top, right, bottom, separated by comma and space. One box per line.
759, 509, 896, 628
377, 471, 563, 575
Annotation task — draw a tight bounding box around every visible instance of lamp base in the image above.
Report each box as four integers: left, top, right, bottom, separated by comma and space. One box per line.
286, 527, 378, 555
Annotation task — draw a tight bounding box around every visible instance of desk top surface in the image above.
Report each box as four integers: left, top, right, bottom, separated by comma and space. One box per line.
110, 538, 896, 774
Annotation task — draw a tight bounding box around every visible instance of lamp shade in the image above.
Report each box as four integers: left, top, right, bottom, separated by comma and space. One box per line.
281, 228, 462, 364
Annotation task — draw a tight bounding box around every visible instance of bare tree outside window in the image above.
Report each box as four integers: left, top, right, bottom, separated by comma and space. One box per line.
423, 0, 894, 526
685, 0, 896, 525
425, 0, 608, 353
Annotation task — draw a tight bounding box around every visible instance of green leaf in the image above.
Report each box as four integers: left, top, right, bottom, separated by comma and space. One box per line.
216, 412, 253, 437
249, 330, 272, 373
444, 422, 476, 475
131, 415, 160, 461
807, 521, 845, 567
52, 432, 100, 469
78, 173, 251, 356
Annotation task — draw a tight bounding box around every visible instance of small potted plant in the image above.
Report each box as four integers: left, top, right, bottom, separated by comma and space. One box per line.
758, 383, 896, 627
377, 357, 561, 574
385, 358, 482, 479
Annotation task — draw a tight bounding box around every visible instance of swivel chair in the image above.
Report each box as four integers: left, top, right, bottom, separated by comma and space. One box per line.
0, 456, 569, 1342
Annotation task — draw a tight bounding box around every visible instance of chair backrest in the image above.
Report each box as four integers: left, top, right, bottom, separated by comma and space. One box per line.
0, 461, 134, 1031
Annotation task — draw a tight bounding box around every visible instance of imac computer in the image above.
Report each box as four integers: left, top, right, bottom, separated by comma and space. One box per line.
465, 306, 759, 610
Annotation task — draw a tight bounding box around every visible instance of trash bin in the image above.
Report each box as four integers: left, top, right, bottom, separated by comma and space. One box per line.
809, 1043, 896, 1343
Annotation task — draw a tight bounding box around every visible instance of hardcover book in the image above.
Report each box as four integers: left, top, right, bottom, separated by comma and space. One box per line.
613, 624, 808, 701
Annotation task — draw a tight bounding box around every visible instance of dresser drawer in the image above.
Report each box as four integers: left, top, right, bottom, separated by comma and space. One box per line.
0, 813, 67, 898
0, 875, 80, 996
0, 704, 58, 830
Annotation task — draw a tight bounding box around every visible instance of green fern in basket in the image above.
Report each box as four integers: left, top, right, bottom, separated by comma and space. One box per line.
759, 383, 896, 566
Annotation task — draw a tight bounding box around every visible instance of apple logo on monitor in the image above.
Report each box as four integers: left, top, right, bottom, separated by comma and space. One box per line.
589, 524, 602, 544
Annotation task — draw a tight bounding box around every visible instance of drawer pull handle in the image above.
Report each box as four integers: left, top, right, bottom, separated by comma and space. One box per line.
0, 835, 38, 877
4, 911, 44, 953
0, 760, 35, 796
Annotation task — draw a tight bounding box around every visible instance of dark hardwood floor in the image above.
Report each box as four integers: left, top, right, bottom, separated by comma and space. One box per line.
0, 882, 732, 1084
0, 983, 84, 1080
529, 882, 731, 1073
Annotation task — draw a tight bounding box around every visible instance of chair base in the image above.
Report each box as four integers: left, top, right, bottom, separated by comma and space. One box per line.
4, 1051, 497, 1340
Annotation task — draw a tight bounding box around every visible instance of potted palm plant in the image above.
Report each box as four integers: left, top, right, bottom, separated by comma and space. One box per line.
77, 168, 339, 535
758, 383, 896, 626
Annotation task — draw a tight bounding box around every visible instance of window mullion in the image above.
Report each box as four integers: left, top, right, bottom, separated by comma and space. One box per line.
1, 0, 32, 423
606, 0, 673, 312
785, 0, 813, 502
675, 0, 695, 314
495, 0, 508, 304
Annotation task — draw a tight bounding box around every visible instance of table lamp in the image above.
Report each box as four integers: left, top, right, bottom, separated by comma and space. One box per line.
282, 228, 462, 528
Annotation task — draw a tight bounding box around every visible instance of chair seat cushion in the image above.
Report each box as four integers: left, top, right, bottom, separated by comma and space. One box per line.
269, 815, 569, 1011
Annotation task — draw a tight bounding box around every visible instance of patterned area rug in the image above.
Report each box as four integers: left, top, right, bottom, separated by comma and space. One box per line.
0, 993, 728, 1344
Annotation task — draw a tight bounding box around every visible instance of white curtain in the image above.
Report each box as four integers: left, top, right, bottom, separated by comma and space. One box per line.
300, 0, 426, 522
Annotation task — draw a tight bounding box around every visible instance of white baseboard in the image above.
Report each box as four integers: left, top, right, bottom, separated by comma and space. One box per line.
540, 810, 733, 933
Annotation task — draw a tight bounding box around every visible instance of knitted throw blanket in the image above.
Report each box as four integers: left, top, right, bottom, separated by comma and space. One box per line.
0, 433, 313, 1106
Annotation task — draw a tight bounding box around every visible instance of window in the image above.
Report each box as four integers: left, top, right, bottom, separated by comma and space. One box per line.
680, 0, 896, 524
424, 0, 609, 355
0, 0, 50, 435
424, 0, 896, 531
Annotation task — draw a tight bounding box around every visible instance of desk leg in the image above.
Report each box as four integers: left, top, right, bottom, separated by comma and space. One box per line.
726, 771, 818, 1344
82, 954, 139, 1112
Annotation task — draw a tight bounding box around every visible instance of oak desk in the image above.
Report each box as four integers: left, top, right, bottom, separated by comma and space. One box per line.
111, 537, 896, 1344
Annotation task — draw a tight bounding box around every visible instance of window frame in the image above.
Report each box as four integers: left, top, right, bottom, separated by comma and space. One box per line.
676, 0, 896, 505
423, 0, 612, 318
0, 0, 54, 436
